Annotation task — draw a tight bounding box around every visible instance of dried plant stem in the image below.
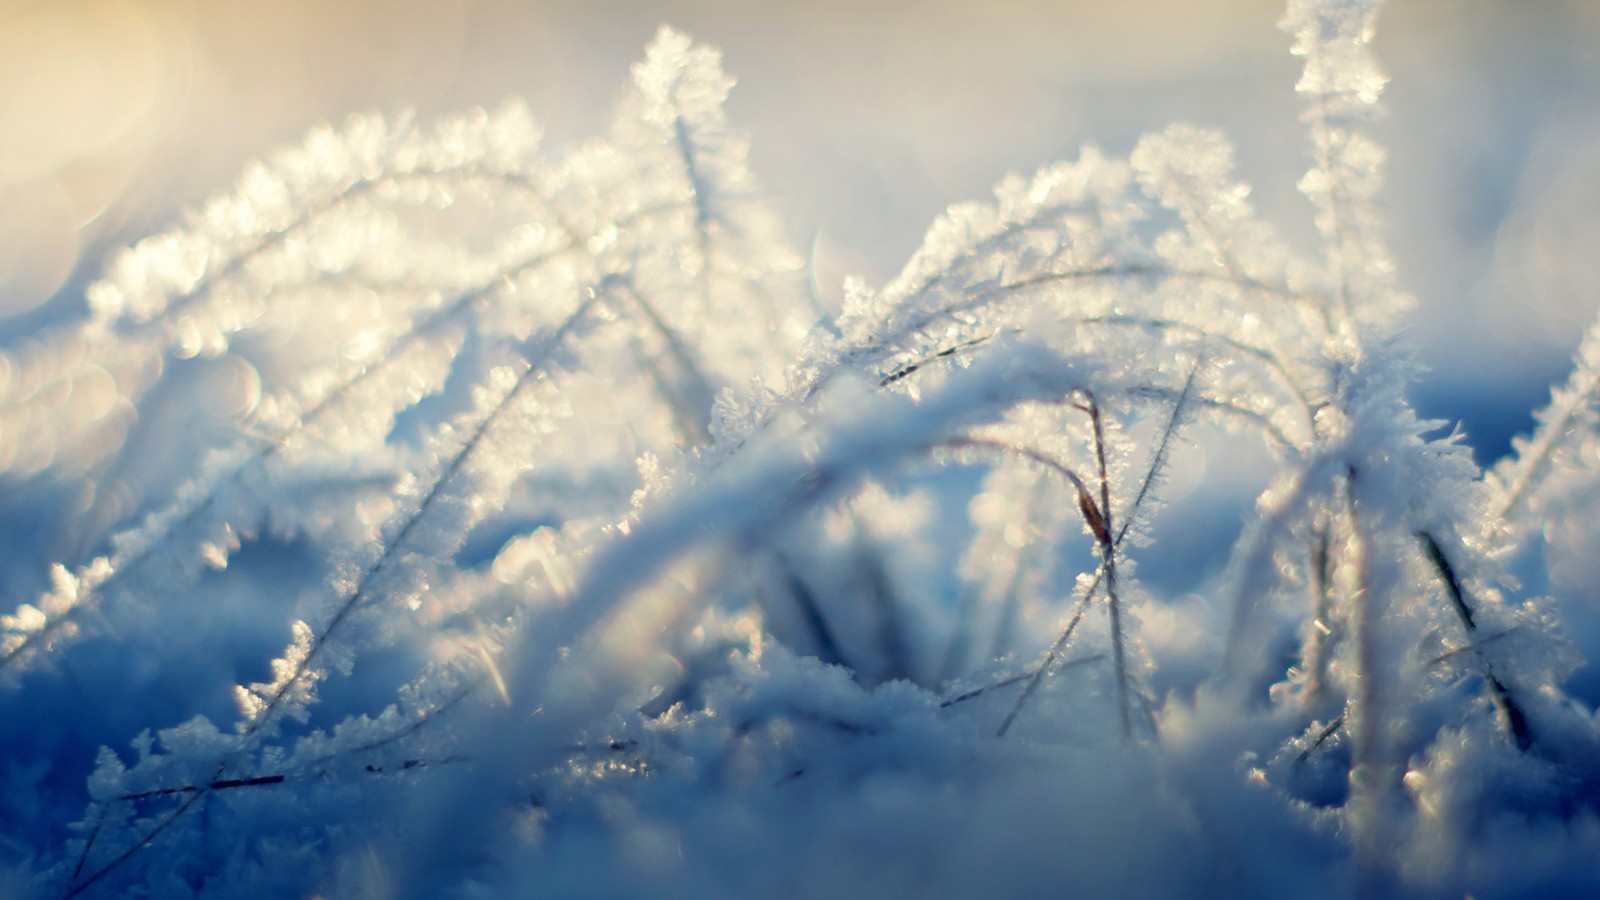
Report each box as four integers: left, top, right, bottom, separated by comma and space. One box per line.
921, 435, 1106, 737
612, 278, 717, 445
879, 335, 995, 386
118, 160, 575, 337
1081, 314, 1313, 429
1082, 392, 1134, 740
0, 204, 690, 676
1341, 466, 1396, 895
1494, 356, 1600, 523
671, 114, 716, 313
238, 289, 605, 742
909, 263, 1318, 344
1307, 92, 1355, 329
768, 552, 846, 667
1117, 356, 1202, 546
66, 792, 206, 899
940, 654, 1106, 709
949, 364, 1200, 737
937, 408, 1131, 739
1295, 712, 1347, 765
1302, 515, 1337, 707
997, 588, 1095, 737
1415, 530, 1532, 750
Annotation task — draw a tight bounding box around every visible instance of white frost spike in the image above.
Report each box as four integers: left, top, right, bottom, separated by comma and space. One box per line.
236, 619, 319, 731
631, 27, 735, 132
1283, 0, 1403, 325
1131, 125, 1294, 293
0, 560, 113, 679
1282, 0, 1389, 119
607, 26, 811, 388
1491, 317, 1600, 530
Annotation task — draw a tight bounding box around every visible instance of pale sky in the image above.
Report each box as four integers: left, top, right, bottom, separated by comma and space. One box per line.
3, 0, 1598, 452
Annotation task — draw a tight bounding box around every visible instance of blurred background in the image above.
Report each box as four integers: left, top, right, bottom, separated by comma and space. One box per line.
2, 0, 1597, 462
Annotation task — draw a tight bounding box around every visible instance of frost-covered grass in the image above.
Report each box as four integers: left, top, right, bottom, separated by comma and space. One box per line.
4, 1, 1600, 897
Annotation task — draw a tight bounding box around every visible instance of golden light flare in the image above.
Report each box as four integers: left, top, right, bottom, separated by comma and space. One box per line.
0, 0, 470, 318
0, 0, 183, 316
